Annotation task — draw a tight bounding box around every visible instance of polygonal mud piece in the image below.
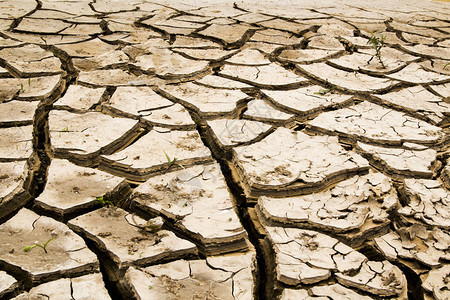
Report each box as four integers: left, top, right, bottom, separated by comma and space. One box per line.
73, 50, 129, 71
125, 253, 255, 300
100, 128, 212, 180
258, 19, 310, 35
249, 29, 304, 45
233, 12, 274, 23
0, 208, 98, 284
422, 265, 450, 300
357, 142, 438, 178
300, 63, 398, 93
60, 23, 103, 35
144, 19, 204, 35
257, 173, 396, 241
133, 49, 210, 78
34, 159, 127, 218
400, 44, 450, 60
231, 127, 369, 197
105, 86, 195, 128
307, 35, 345, 51
195, 74, 252, 89
69, 207, 197, 269
54, 85, 105, 110
14, 18, 69, 34
13, 273, 110, 300
278, 49, 341, 64
266, 227, 367, 285
206, 119, 272, 149
429, 83, 450, 98
262, 86, 353, 118
130, 163, 249, 254
160, 82, 249, 117
336, 260, 406, 297
0, 126, 33, 159
77, 69, 161, 86
0, 78, 21, 102
0, 161, 26, 199
225, 48, 271, 65
244, 99, 294, 122
49, 110, 138, 157
280, 288, 311, 299
172, 48, 237, 61
399, 179, 450, 229
328, 48, 418, 74
308, 101, 446, 147
0, 271, 17, 298
57, 38, 118, 58
376, 86, 450, 125
196, 23, 257, 45
310, 284, 375, 299
219, 63, 309, 89
0, 100, 38, 124
386, 63, 450, 84
0, 44, 61, 75
16, 75, 63, 100
443, 165, 450, 189
374, 225, 450, 267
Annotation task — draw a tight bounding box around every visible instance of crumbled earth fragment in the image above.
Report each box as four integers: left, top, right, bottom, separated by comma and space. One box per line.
421, 265, 450, 300
0, 271, 18, 299
0, 161, 26, 199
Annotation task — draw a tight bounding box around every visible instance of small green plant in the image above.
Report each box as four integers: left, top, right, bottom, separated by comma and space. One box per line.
96, 195, 114, 207
62, 127, 69, 132
367, 32, 386, 68
163, 150, 184, 174
24, 237, 56, 254
444, 63, 449, 70
314, 85, 336, 96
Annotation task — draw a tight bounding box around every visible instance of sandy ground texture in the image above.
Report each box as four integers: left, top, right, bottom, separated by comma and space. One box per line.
0, 0, 449, 299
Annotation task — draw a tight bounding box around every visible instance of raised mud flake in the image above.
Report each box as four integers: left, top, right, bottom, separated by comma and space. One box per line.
14, 18, 69, 34
258, 18, 310, 35
59, 23, 103, 36
16, 75, 63, 100
100, 129, 212, 180
0, 161, 26, 199
133, 48, 210, 78
73, 49, 129, 71
77, 69, 160, 86
278, 48, 341, 64
422, 265, 450, 300
310, 284, 375, 299
429, 83, 450, 98
142, 19, 205, 35
399, 179, 450, 229
0, 100, 38, 124
219, 63, 309, 89
386, 63, 450, 84
376, 86, 450, 125
243, 99, 294, 123
57, 38, 118, 58
196, 23, 258, 46
307, 35, 345, 51
105, 86, 195, 128
34, 159, 128, 218
0, 44, 62, 76
206, 119, 272, 149
195, 74, 252, 89
0, 126, 33, 159
54, 85, 105, 110
49, 110, 138, 158
0, 0, 36, 19
0, 208, 98, 284
257, 173, 397, 241
231, 127, 369, 197
357, 142, 438, 178
249, 29, 304, 46
300, 63, 398, 93
0, 270, 18, 298
130, 163, 249, 254
225, 48, 271, 66
262, 85, 353, 118
399, 44, 450, 60
308, 101, 446, 146
160, 82, 249, 117
68, 207, 197, 270
124, 253, 255, 300
171, 47, 238, 61
374, 225, 450, 268
443, 165, 450, 189
13, 273, 110, 300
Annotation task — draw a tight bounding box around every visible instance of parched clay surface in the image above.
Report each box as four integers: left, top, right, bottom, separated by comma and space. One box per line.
0, 0, 449, 299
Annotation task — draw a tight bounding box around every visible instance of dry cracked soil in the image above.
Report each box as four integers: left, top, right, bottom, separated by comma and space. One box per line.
0, 0, 449, 299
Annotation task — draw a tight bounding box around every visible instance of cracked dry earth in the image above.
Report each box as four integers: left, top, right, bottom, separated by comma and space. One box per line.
0, 0, 449, 299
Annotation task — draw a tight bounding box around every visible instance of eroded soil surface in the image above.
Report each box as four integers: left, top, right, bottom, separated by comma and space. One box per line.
0, 0, 449, 299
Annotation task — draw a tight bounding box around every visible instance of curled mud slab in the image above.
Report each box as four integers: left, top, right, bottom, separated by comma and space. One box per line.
0, 0, 449, 299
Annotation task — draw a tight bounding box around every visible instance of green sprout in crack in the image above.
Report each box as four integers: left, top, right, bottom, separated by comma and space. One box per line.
96, 195, 114, 207
24, 237, 56, 254
163, 150, 184, 174
444, 63, 449, 70
367, 32, 386, 68
314, 85, 336, 96
62, 127, 69, 132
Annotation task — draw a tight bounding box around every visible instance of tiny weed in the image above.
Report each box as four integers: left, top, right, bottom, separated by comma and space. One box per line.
444, 63, 449, 70
367, 32, 386, 68
24, 237, 56, 254
62, 127, 69, 132
19, 82, 24, 94
314, 86, 336, 96
163, 150, 184, 174
96, 195, 114, 207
